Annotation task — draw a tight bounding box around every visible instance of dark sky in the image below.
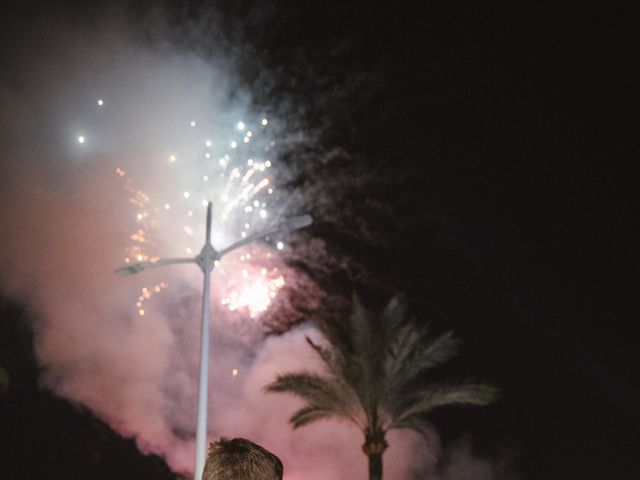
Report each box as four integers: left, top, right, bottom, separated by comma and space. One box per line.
1, 1, 636, 479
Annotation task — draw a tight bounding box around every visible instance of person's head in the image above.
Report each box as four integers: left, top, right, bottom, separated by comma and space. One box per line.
202, 437, 283, 480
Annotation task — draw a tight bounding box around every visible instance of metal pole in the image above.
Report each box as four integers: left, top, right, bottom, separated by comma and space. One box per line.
194, 203, 214, 480
194, 267, 211, 479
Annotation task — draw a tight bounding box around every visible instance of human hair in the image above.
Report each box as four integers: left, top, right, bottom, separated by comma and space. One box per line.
202, 437, 283, 480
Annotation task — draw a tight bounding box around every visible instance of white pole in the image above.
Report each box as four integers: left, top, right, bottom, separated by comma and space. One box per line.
194, 266, 211, 479
194, 202, 214, 480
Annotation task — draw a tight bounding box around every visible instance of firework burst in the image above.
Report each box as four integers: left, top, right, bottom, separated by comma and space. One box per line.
106, 108, 289, 320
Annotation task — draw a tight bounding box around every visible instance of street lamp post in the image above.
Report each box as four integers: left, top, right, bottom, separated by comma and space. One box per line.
114, 202, 312, 480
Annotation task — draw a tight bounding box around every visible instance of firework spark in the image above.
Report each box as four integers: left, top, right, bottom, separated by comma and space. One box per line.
96, 102, 289, 319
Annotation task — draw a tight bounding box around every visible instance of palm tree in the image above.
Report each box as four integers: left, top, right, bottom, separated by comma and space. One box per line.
265, 294, 499, 480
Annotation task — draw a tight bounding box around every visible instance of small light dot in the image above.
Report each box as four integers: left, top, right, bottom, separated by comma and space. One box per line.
261, 118, 268, 126
78, 136, 85, 144
206, 140, 212, 147
138, 309, 145, 316
276, 241, 284, 250
230, 141, 237, 149
203, 175, 208, 182
205, 152, 211, 159
190, 120, 197, 127
169, 155, 176, 162
97, 99, 104, 106
202, 199, 208, 207
184, 191, 190, 199
236, 121, 245, 130
164, 203, 171, 210
265, 160, 272, 167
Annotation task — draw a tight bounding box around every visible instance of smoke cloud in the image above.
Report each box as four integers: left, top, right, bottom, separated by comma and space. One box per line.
0, 3, 435, 479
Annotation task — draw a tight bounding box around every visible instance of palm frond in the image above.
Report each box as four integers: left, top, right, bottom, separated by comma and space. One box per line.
345, 295, 383, 425
383, 326, 463, 408
349, 294, 374, 359
305, 336, 368, 411
384, 321, 430, 374
393, 382, 500, 425
314, 317, 353, 364
380, 294, 409, 338
265, 372, 339, 401
265, 372, 361, 424
396, 331, 462, 383
289, 405, 340, 429
306, 336, 344, 377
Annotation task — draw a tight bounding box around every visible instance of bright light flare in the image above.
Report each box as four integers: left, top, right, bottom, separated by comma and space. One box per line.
221, 275, 285, 318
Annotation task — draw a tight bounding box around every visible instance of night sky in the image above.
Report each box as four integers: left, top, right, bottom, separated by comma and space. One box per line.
1, 2, 636, 479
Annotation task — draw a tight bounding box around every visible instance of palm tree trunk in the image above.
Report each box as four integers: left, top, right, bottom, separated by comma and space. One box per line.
368, 452, 383, 480
362, 429, 387, 480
